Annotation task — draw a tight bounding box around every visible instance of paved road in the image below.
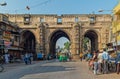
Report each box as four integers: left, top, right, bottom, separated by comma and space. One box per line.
0, 60, 120, 79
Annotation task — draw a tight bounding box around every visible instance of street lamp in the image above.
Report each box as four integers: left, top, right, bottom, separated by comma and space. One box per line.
0, 2, 7, 6
98, 9, 113, 13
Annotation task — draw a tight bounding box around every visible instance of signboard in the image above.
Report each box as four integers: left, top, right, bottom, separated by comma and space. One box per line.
4, 41, 12, 48
3, 31, 11, 40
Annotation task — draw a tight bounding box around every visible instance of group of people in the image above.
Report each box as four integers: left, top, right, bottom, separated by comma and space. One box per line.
0, 52, 33, 65
80, 48, 120, 75
23, 52, 33, 65
0, 53, 13, 64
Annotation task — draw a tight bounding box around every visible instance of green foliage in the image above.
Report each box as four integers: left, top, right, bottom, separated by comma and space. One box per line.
60, 48, 64, 52
64, 41, 71, 50
83, 37, 89, 43
83, 37, 90, 50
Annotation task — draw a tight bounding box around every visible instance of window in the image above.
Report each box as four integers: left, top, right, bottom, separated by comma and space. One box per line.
90, 17, 95, 22
75, 17, 79, 22
24, 14, 31, 24
57, 18, 62, 24
24, 17, 30, 22
1, 25, 6, 30
40, 18, 44, 23
90, 17, 95, 25
3, 15, 8, 22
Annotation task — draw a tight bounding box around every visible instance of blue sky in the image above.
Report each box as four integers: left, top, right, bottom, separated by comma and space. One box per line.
0, 0, 118, 48
0, 0, 118, 14
56, 37, 69, 48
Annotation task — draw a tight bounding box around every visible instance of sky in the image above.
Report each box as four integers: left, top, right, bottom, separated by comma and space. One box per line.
0, 0, 118, 14
56, 37, 69, 48
0, 0, 118, 48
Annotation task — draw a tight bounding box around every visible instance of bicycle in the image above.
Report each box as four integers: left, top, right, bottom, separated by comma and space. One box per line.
0, 64, 4, 72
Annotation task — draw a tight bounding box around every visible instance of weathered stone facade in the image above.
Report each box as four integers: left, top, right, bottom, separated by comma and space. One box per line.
8, 14, 112, 59
0, 14, 20, 59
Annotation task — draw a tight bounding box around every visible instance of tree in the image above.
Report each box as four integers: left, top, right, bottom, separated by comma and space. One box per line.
83, 37, 90, 51
64, 41, 71, 50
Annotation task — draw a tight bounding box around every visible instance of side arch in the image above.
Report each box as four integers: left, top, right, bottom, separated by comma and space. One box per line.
83, 29, 100, 52
20, 30, 38, 43
20, 30, 37, 60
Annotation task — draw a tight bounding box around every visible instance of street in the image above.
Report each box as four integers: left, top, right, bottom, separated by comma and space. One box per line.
0, 60, 120, 79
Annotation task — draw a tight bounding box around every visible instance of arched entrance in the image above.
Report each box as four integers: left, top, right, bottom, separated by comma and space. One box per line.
20, 30, 36, 59
49, 30, 70, 58
84, 30, 98, 52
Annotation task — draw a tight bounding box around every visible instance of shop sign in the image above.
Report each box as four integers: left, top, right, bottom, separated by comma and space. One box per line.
4, 41, 12, 48
3, 31, 11, 40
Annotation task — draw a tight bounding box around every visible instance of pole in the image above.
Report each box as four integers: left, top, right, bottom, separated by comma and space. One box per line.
0, 2, 7, 6
115, 24, 118, 53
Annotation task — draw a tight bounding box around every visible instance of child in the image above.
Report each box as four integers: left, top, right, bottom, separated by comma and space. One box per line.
88, 59, 94, 70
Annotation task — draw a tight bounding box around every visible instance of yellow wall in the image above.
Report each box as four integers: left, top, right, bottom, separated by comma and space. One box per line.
117, 35, 120, 41
113, 3, 120, 14
113, 3, 120, 43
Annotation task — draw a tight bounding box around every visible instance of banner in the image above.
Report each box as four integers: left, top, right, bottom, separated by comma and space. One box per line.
4, 41, 12, 48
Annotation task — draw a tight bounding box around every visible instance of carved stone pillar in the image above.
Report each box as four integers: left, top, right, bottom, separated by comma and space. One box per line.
72, 23, 80, 60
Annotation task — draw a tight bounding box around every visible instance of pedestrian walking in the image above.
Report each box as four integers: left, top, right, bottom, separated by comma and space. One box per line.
102, 48, 109, 74
92, 51, 97, 60
79, 52, 83, 61
24, 52, 29, 65
28, 53, 32, 64
97, 50, 103, 74
86, 50, 92, 61
4, 53, 10, 64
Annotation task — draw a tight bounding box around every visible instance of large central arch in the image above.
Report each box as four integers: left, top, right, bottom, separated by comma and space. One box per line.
49, 30, 70, 58
84, 30, 98, 52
